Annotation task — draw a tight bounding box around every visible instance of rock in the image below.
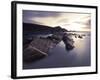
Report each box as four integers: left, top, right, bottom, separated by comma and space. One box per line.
23, 45, 47, 62
62, 33, 74, 51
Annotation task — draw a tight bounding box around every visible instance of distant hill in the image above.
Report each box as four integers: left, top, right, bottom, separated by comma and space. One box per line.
23, 23, 67, 34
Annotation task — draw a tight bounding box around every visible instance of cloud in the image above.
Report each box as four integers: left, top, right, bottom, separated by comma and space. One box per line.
23, 10, 91, 31
74, 19, 91, 26
23, 10, 60, 23
23, 10, 60, 17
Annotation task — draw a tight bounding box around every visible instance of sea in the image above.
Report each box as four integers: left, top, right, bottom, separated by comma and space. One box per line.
23, 31, 91, 69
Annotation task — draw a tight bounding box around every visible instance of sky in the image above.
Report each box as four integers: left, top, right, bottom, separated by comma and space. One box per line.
23, 10, 91, 31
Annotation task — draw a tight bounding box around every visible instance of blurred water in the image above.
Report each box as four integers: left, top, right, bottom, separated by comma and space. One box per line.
23, 32, 91, 69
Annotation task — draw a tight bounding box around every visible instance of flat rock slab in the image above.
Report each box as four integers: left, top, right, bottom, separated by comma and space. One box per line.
23, 37, 61, 62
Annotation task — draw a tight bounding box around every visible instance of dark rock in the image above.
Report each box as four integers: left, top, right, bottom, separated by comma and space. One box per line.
62, 33, 74, 51
23, 45, 47, 63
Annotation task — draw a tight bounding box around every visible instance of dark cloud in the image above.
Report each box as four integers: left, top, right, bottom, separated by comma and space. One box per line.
87, 19, 91, 26
23, 10, 60, 23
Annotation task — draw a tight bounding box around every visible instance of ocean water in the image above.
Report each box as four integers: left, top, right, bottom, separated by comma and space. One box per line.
23, 32, 91, 69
